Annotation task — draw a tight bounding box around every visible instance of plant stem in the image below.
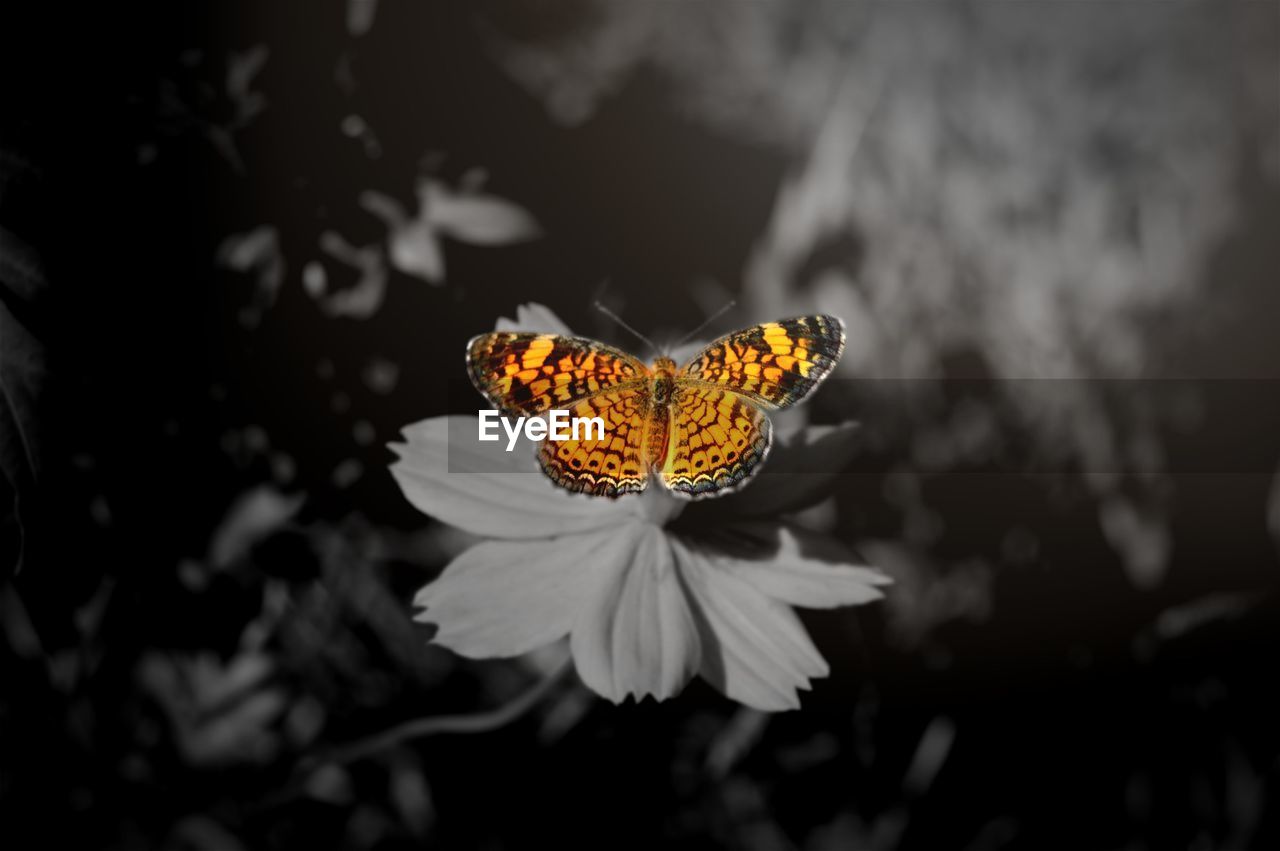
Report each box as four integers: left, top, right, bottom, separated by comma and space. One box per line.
315, 655, 573, 768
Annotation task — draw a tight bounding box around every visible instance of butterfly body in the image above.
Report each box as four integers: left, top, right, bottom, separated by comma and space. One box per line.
649, 356, 677, 406
467, 316, 845, 499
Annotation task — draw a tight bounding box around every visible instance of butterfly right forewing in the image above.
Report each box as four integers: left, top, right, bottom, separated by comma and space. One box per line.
678, 315, 845, 409
661, 314, 845, 499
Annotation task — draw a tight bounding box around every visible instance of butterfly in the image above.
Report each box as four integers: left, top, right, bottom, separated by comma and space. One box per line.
466, 315, 845, 499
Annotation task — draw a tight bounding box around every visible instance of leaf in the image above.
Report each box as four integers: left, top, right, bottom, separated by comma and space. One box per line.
359, 189, 446, 284
207, 485, 305, 570
225, 44, 269, 127
314, 229, 390, 318
346, 0, 379, 37
0, 221, 46, 575
388, 221, 444, 282
216, 225, 284, 326
1099, 495, 1170, 590
423, 181, 541, 245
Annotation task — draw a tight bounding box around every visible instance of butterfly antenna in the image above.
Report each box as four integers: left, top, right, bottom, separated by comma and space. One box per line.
594, 302, 658, 355
675, 300, 737, 347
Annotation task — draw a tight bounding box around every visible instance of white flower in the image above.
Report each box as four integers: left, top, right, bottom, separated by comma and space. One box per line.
389, 305, 889, 710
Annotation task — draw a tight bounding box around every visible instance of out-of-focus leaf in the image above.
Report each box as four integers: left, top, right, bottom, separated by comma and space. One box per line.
705, 707, 769, 779
388, 220, 444, 283
167, 816, 248, 851
208, 485, 304, 571
216, 225, 284, 327
1099, 495, 1171, 590
902, 715, 956, 796
314, 230, 389, 318
1132, 591, 1261, 660
389, 752, 434, 837
361, 357, 398, 395
347, 0, 379, 37
863, 541, 993, 647
305, 764, 353, 804
0, 580, 42, 660
225, 44, 269, 128
424, 181, 541, 245
360, 189, 444, 284
138, 649, 288, 768
360, 178, 540, 287
0, 208, 46, 576
1268, 463, 1280, 551
175, 44, 270, 173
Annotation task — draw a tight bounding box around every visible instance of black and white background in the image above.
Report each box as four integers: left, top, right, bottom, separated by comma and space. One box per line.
3, 2, 1280, 849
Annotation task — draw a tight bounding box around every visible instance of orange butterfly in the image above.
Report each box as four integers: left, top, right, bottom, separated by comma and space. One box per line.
466, 316, 845, 499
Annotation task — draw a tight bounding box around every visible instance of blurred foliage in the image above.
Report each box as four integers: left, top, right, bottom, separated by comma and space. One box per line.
2, 2, 1280, 850
0, 104, 48, 575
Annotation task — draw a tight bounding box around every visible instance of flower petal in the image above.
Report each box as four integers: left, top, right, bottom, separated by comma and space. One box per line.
727, 524, 890, 609
416, 530, 609, 658
494, 302, 573, 336
571, 523, 702, 703
389, 416, 631, 539
675, 538, 829, 711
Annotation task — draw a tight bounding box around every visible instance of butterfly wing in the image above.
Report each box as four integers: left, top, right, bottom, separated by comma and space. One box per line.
678, 315, 845, 408
538, 387, 653, 497
660, 384, 771, 499
467, 332, 648, 416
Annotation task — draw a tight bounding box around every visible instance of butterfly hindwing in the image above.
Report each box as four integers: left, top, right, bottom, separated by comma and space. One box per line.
538, 386, 653, 497
467, 332, 648, 417
678, 315, 845, 408
661, 385, 772, 498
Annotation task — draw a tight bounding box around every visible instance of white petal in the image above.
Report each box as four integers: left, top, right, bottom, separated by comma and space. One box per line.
494, 303, 573, 336
388, 416, 631, 539
674, 538, 829, 712
727, 524, 891, 609
571, 523, 702, 703
416, 531, 608, 658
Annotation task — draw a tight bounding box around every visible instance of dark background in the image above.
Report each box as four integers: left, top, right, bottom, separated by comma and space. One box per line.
3, 2, 1280, 849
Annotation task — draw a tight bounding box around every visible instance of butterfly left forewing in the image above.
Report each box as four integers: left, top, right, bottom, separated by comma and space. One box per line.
678, 315, 845, 409
467, 332, 648, 416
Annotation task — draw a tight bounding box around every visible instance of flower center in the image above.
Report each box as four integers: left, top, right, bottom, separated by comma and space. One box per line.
633, 485, 686, 526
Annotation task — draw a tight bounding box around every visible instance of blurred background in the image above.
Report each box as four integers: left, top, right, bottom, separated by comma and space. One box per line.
3, 1, 1280, 848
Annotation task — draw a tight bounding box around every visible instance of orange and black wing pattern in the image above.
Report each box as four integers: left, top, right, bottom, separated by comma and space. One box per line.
467, 332, 647, 417
661, 385, 771, 498
537, 387, 653, 497
678, 316, 845, 409
466, 316, 845, 500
